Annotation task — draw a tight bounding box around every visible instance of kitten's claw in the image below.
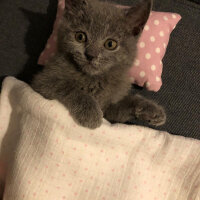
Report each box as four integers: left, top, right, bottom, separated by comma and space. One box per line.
135, 100, 166, 126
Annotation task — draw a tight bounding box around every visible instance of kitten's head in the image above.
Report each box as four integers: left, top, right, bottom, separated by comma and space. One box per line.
58, 0, 152, 76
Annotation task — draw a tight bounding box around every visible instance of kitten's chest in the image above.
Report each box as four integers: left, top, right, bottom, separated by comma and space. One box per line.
80, 75, 131, 108
80, 79, 103, 96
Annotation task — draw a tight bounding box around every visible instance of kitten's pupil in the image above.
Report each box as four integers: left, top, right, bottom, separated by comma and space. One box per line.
78, 34, 83, 40
108, 41, 113, 48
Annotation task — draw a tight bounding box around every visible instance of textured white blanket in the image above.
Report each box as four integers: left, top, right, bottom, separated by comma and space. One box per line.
0, 77, 200, 200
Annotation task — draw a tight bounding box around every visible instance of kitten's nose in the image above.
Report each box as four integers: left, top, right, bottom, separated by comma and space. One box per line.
85, 47, 98, 61
85, 52, 94, 61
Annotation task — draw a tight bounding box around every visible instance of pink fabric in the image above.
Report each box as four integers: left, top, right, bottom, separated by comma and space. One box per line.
38, 0, 181, 92
130, 12, 181, 91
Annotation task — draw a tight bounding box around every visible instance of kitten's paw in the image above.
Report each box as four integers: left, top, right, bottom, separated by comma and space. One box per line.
78, 109, 103, 129
73, 99, 103, 129
135, 100, 166, 126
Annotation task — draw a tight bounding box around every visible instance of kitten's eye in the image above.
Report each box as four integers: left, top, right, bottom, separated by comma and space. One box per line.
104, 39, 118, 50
75, 32, 87, 43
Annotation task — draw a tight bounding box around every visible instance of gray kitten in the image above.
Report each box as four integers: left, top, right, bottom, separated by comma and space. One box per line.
31, 0, 166, 129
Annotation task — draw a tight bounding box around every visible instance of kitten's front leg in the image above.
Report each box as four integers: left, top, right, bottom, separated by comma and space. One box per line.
104, 94, 166, 126
133, 95, 166, 126
32, 78, 103, 129
64, 91, 103, 129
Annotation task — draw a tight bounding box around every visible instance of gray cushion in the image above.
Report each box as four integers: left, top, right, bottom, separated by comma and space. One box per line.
0, 0, 57, 83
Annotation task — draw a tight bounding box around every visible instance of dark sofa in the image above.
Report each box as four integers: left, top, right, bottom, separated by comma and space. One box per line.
0, 0, 199, 139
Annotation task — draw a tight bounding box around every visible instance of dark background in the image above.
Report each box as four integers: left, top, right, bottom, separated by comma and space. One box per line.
0, 0, 199, 139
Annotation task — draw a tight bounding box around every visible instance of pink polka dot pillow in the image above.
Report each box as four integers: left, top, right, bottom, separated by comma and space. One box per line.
38, 0, 181, 92
130, 12, 181, 91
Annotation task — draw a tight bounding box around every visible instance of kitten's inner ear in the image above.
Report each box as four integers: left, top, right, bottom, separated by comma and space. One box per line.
124, 0, 152, 36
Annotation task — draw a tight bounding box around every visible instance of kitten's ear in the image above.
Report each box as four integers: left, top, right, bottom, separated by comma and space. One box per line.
124, 0, 152, 36
65, 0, 88, 11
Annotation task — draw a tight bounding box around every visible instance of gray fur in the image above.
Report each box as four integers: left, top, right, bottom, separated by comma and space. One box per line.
31, 0, 166, 129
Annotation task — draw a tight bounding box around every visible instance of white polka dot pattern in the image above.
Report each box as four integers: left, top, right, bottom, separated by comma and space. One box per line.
159, 31, 165, 37
151, 65, 156, 71
140, 71, 146, 78
156, 76, 161, 82
155, 48, 161, 54
140, 42, 146, 48
146, 81, 151, 87
150, 36, 156, 42
154, 20, 160, 25
163, 16, 168, 21
134, 59, 140, 66
144, 25, 149, 31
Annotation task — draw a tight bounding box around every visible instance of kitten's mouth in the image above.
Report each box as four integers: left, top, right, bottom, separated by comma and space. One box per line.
87, 61, 98, 68
72, 54, 101, 75
83, 62, 100, 75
